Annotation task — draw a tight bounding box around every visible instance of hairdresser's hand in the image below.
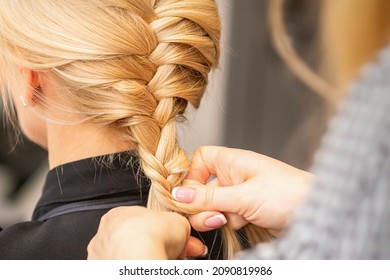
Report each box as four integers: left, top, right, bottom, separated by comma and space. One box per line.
172, 146, 313, 236
87, 206, 206, 260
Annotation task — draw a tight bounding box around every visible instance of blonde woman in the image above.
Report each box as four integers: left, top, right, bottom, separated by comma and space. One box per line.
88, 0, 390, 259
0, 0, 248, 259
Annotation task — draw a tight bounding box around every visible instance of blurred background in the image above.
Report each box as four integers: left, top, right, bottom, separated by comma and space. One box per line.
181, 0, 328, 166
0, 0, 329, 226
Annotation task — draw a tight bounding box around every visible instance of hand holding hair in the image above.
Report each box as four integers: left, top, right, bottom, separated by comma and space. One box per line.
87, 206, 206, 260
172, 146, 314, 236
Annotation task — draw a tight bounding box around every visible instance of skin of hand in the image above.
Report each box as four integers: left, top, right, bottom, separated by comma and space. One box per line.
172, 146, 314, 236
87, 206, 206, 260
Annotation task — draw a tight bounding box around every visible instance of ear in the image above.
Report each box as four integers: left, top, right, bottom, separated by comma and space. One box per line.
19, 68, 42, 107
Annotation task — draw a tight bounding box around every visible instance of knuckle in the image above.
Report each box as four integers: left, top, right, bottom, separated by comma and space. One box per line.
87, 238, 95, 253
203, 187, 215, 209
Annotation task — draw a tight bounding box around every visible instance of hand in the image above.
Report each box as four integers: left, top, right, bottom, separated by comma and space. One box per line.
87, 206, 207, 260
172, 146, 313, 236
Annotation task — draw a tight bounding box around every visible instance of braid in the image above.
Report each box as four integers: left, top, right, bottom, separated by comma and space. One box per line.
130, 1, 214, 213
123, 0, 273, 258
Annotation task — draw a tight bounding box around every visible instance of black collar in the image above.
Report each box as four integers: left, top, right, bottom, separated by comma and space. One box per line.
32, 153, 150, 220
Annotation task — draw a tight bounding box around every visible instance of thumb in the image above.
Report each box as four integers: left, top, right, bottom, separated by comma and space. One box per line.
172, 184, 249, 232
172, 183, 242, 214
187, 210, 248, 232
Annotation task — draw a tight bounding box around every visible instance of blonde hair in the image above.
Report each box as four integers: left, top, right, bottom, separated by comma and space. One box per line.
268, 0, 390, 102
0, 0, 271, 259
267, 0, 390, 170
321, 0, 390, 90
268, 0, 339, 105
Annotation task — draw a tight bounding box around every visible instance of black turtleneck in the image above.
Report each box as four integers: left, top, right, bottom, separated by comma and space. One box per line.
0, 153, 223, 260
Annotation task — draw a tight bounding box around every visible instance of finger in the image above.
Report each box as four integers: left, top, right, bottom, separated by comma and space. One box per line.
181, 176, 219, 188
224, 213, 248, 230
186, 146, 229, 184
205, 177, 220, 186
188, 211, 226, 232
188, 211, 249, 232
185, 236, 208, 258
187, 146, 260, 186
172, 183, 243, 214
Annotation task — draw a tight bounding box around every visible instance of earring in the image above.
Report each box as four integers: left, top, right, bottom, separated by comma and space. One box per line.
19, 95, 28, 107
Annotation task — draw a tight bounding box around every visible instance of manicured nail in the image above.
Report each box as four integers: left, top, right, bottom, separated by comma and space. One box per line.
205, 214, 227, 228
200, 245, 208, 257
172, 187, 195, 203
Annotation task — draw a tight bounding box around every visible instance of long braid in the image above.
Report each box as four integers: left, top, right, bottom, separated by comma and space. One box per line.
130, 0, 217, 213
123, 0, 272, 258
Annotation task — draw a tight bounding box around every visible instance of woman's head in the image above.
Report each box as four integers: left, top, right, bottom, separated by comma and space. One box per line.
0, 0, 220, 206
1, 0, 228, 252
0, 0, 220, 143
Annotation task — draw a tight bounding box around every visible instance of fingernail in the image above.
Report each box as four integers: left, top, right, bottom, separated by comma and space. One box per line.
205, 214, 227, 228
200, 245, 208, 257
172, 187, 195, 203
